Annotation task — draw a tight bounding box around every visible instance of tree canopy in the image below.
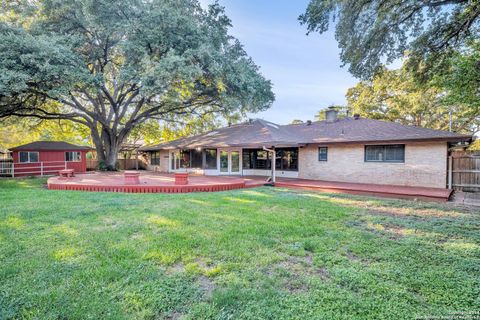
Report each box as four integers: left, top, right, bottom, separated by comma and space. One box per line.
426, 41, 480, 121
345, 61, 479, 136
0, 0, 274, 168
0, 117, 91, 151
300, 0, 480, 79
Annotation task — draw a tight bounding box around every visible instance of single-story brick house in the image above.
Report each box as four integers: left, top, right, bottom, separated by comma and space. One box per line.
9, 141, 91, 176
140, 110, 471, 189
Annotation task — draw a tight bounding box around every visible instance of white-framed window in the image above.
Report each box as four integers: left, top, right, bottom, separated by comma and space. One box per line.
65, 151, 81, 162
19, 151, 39, 163
318, 147, 328, 161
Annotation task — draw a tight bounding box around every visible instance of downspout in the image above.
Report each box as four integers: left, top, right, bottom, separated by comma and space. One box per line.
263, 146, 276, 184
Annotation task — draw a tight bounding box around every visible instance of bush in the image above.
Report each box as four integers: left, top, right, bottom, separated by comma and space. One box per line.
97, 161, 119, 171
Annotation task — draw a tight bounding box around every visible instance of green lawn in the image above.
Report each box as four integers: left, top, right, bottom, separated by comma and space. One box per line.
0, 178, 479, 319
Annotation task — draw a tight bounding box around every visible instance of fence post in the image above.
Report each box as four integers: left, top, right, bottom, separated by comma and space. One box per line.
12, 162, 14, 178
41, 162, 43, 176
135, 150, 139, 170
448, 155, 453, 189
65, 161, 67, 170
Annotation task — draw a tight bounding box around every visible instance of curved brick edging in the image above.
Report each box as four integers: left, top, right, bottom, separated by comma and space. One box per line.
47, 181, 247, 193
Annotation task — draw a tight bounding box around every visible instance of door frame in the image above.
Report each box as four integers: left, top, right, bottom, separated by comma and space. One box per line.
218, 148, 242, 175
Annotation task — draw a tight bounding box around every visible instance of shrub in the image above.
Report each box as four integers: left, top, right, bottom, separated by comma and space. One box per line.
97, 161, 119, 171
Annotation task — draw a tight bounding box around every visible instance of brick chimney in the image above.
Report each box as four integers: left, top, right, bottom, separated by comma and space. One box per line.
325, 106, 338, 122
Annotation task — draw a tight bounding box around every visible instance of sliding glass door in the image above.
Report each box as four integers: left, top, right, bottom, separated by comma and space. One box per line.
231, 151, 240, 173
220, 150, 229, 173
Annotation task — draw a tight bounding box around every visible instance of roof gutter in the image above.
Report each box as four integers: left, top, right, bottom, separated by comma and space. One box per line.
302, 136, 473, 147
263, 146, 276, 184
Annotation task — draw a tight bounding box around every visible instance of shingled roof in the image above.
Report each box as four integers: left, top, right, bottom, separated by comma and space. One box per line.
284, 117, 471, 144
140, 118, 471, 151
141, 119, 300, 151
9, 141, 92, 151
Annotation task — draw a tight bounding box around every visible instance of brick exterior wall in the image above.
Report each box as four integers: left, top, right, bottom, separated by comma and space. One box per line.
298, 142, 448, 188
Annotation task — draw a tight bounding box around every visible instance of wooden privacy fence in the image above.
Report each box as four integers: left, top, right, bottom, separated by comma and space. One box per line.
86, 159, 147, 171
0, 160, 13, 177
449, 152, 480, 192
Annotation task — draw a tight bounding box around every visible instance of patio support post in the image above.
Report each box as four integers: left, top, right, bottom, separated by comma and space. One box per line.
448, 155, 453, 189
135, 149, 139, 171
263, 146, 276, 184
272, 149, 276, 184
202, 151, 206, 170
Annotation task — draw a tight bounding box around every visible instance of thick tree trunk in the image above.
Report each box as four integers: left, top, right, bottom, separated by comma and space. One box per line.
92, 128, 123, 171
104, 144, 119, 169
90, 126, 128, 171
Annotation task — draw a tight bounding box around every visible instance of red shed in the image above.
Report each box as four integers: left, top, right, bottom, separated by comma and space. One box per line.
9, 141, 91, 177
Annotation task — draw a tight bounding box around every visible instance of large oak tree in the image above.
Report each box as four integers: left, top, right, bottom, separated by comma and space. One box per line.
345, 60, 479, 136
300, 0, 480, 79
0, 0, 274, 168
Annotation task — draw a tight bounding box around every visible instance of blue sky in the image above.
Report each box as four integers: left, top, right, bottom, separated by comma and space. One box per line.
200, 0, 358, 124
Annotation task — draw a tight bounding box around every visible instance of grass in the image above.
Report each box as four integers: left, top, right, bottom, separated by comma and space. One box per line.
0, 178, 479, 319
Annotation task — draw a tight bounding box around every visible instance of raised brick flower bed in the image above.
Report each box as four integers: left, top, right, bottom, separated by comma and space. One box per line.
174, 172, 189, 185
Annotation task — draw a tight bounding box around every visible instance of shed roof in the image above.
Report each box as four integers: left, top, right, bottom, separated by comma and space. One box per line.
9, 141, 92, 151
140, 118, 472, 151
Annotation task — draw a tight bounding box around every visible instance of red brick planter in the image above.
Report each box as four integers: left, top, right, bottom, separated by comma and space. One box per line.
174, 172, 189, 185
124, 171, 140, 185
